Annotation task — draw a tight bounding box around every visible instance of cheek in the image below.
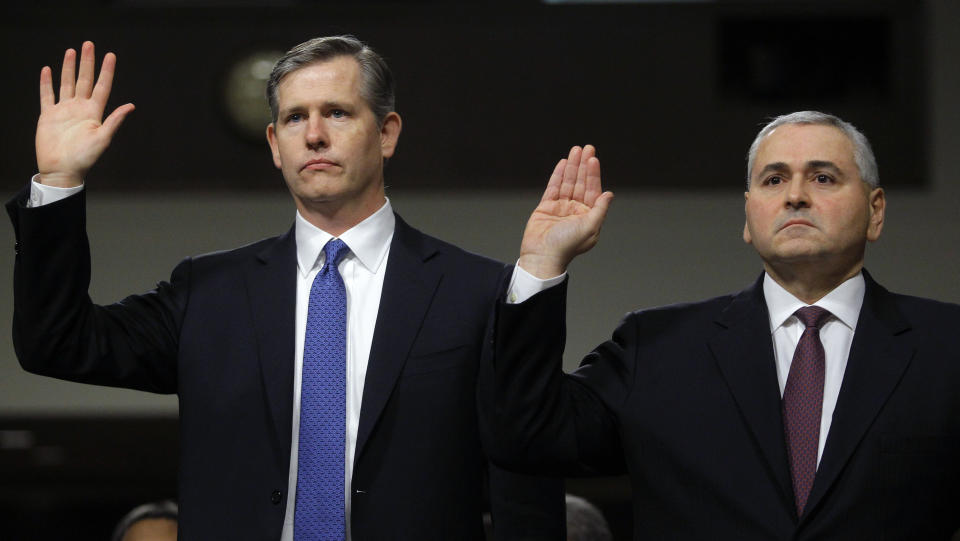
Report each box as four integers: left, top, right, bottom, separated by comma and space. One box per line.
827, 200, 869, 230
275, 138, 300, 167
745, 202, 774, 230
351, 126, 382, 153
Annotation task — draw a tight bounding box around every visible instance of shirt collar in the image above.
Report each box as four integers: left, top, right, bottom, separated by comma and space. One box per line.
295, 198, 395, 277
763, 271, 865, 333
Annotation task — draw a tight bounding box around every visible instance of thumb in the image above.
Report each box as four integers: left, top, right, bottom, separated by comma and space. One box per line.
586, 191, 614, 229
572, 191, 613, 256
101, 103, 135, 140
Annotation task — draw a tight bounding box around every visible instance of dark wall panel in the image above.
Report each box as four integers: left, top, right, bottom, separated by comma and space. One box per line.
0, 2, 925, 192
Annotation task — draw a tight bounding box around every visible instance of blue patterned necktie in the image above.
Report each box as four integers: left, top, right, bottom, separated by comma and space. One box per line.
295, 238, 350, 541
782, 305, 831, 516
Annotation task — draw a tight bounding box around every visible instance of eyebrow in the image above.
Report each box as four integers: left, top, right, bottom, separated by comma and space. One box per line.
756, 162, 790, 178
805, 160, 844, 176
755, 160, 845, 178
280, 100, 354, 117
277, 105, 305, 118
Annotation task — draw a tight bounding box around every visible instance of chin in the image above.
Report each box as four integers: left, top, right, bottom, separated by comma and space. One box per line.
759, 240, 820, 261
773, 249, 836, 266
290, 181, 348, 201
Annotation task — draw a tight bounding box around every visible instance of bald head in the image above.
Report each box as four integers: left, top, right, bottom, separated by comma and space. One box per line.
120, 517, 177, 541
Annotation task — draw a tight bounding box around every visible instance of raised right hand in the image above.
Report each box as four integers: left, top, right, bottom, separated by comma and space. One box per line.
36, 41, 135, 188
517, 145, 614, 279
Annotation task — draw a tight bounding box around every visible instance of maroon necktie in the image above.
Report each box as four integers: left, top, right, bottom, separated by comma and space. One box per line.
782, 306, 831, 516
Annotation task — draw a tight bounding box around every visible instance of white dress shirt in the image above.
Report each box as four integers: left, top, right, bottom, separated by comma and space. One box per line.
506, 265, 866, 468
505, 263, 566, 305
763, 272, 864, 466
26, 176, 82, 207
284, 201, 394, 541
28, 179, 395, 540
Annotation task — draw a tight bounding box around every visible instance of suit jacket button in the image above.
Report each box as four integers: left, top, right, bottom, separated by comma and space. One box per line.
271, 490, 282, 504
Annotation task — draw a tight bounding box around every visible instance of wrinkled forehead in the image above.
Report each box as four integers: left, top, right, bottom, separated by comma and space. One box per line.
276, 56, 363, 102
754, 123, 857, 172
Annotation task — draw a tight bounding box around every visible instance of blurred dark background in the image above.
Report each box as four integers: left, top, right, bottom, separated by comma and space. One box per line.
1, 1, 955, 539
1, 0, 926, 191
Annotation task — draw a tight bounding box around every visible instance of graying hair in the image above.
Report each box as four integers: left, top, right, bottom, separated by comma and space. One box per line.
111, 500, 178, 541
745, 111, 879, 190
565, 494, 613, 541
266, 35, 395, 126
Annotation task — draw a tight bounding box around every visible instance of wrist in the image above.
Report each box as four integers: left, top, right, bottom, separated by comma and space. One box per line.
517, 253, 568, 279
37, 172, 84, 188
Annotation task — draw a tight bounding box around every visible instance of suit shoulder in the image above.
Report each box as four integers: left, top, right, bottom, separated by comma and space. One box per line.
887, 291, 960, 324
394, 218, 508, 309
625, 292, 738, 326
181, 233, 289, 271
400, 220, 506, 275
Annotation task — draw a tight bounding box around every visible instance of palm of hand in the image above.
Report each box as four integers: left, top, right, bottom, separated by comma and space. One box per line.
37, 100, 110, 178
35, 42, 134, 187
522, 198, 595, 260
516, 145, 613, 278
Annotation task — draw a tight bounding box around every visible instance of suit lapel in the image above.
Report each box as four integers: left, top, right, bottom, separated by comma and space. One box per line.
708, 275, 795, 511
354, 215, 443, 465
244, 227, 298, 458
803, 270, 915, 519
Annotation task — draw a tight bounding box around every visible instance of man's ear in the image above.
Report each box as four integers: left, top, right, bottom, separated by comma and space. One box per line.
380, 112, 402, 159
742, 191, 753, 244
266, 123, 282, 169
866, 187, 885, 242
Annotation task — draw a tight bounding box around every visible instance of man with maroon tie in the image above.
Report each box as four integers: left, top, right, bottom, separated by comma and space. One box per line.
482, 111, 960, 540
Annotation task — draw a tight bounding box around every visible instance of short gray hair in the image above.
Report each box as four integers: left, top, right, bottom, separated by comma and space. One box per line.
565, 494, 613, 541
266, 35, 395, 126
745, 111, 879, 190
111, 500, 178, 541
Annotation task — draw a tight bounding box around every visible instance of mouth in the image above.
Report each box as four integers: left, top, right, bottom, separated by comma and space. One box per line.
301, 158, 339, 172
779, 219, 815, 231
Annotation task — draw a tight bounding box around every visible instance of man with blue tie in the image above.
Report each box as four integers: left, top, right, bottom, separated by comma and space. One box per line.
7, 36, 563, 539
481, 112, 960, 539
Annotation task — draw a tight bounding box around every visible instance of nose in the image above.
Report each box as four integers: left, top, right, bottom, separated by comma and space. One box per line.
305, 117, 328, 150
784, 175, 809, 209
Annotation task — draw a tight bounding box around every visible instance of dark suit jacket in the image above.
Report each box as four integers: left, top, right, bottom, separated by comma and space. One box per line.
482, 271, 960, 540
6, 187, 563, 540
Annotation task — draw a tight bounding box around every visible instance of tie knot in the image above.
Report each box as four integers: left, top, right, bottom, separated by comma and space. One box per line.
794, 306, 831, 329
323, 238, 350, 270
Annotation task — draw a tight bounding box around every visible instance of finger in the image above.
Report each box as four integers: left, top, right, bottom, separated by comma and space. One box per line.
100, 103, 136, 140
593, 191, 614, 219
75, 41, 96, 98
573, 144, 595, 203
39, 66, 55, 111
583, 156, 603, 206
541, 159, 565, 203
584, 191, 614, 237
558, 146, 581, 200
91, 52, 117, 112
60, 48, 77, 100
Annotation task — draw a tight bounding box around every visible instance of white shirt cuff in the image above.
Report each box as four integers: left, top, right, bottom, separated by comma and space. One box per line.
505, 262, 567, 304
28, 174, 84, 208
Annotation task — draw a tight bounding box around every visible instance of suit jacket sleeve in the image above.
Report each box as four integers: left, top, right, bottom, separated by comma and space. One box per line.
480, 277, 631, 477
6, 186, 185, 393
486, 461, 565, 539
469, 263, 564, 540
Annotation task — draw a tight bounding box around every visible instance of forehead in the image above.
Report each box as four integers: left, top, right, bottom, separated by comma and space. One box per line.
275, 56, 363, 107
753, 123, 856, 173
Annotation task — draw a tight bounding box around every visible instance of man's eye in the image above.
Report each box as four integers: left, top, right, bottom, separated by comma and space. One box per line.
330, 109, 347, 119
765, 176, 783, 186
287, 113, 304, 123
815, 174, 833, 184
